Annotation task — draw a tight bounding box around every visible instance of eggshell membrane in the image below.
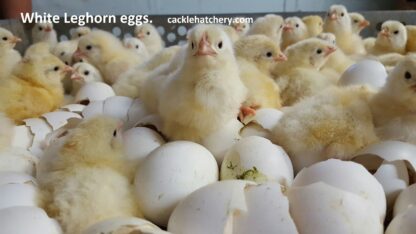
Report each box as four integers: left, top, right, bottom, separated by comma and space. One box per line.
394, 184, 416, 217
0, 206, 62, 234
0, 171, 37, 186
134, 141, 219, 227
74, 82, 115, 103
292, 159, 386, 221
386, 206, 416, 234
82, 217, 170, 234
0, 183, 38, 209
126, 99, 150, 129
102, 96, 133, 122
0, 148, 37, 175
288, 182, 383, 234
338, 59, 387, 90
221, 136, 293, 187
42, 111, 82, 131
81, 101, 104, 119
11, 125, 33, 149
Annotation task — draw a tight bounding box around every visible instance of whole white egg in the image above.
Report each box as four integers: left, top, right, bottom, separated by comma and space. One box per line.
338, 59, 387, 90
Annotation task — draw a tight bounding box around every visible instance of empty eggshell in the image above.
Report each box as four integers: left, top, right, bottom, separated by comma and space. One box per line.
59, 104, 86, 114
0, 183, 38, 209
221, 136, 293, 187
338, 59, 387, 90
82, 217, 170, 234
102, 96, 133, 122
201, 119, 243, 164
24, 118, 53, 156
0, 171, 37, 186
292, 159, 386, 221
134, 141, 218, 227
42, 111, 82, 131
288, 182, 383, 234
123, 127, 165, 168
0, 206, 62, 234
11, 125, 33, 149
240, 108, 283, 138
386, 206, 416, 234
0, 148, 37, 175
81, 101, 104, 119
125, 99, 150, 129
393, 184, 416, 217
74, 82, 115, 104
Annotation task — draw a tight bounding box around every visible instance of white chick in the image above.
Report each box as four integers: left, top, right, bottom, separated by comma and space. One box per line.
247, 14, 284, 46
70, 26, 91, 40
158, 25, 247, 142
75, 29, 143, 84
231, 17, 250, 36
273, 38, 337, 106
122, 37, 149, 58
369, 20, 407, 55
323, 5, 366, 55
281, 17, 309, 50
302, 15, 323, 37
349, 12, 370, 35
52, 40, 78, 66
31, 22, 58, 48
0, 27, 22, 79
71, 62, 103, 95
134, 23, 164, 56
221, 25, 240, 43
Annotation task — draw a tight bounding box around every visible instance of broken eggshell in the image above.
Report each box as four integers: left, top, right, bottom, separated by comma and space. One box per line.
0, 171, 37, 186
240, 108, 283, 138
82, 217, 170, 234
59, 104, 86, 114
393, 184, 416, 217
134, 114, 164, 134
125, 99, 150, 129
11, 125, 33, 149
220, 136, 293, 187
0, 148, 38, 175
24, 118, 53, 157
0, 183, 38, 209
42, 111, 82, 131
386, 206, 416, 234
74, 82, 115, 104
338, 59, 387, 91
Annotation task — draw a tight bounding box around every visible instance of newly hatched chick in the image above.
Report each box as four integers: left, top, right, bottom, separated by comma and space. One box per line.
302, 15, 323, 37
349, 12, 370, 35
369, 20, 407, 55
235, 35, 286, 109
231, 17, 250, 36
71, 62, 103, 95
281, 17, 309, 50
0, 113, 13, 150
272, 86, 378, 172
134, 23, 164, 56
0, 27, 22, 78
221, 25, 240, 43
70, 26, 91, 40
52, 40, 78, 66
406, 25, 416, 52
273, 38, 337, 106
158, 25, 247, 142
0, 54, 69, 123
324, 5, 366, 55
38, 116, 141, 234
76, 29, 142, 84
247, 14, 284, 46
122, 37, 149, 58
31, 22, 58, 48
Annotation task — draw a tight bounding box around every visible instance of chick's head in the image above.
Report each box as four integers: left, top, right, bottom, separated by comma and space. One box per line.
248, 14, 284, 43
134, 23, 160, 44
231, 17, 250, 35
123, 37, 148, 57
70, 26, 91, 40
52, 41, 77, 66
302, 15, 323, 37
283, 17, 308, 39
349, 12, 369, 34
32, 22, 54, 38
324, 5, 351, 34
0, 27, 21, 49
377, 20, 407, 49
317, 32, 337, 46
71, 62, 101, 85
235, 34, 286, 72
285, 38, 336, 69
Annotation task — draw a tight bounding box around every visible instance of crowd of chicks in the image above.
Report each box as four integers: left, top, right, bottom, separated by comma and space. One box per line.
1, 3, 416, 234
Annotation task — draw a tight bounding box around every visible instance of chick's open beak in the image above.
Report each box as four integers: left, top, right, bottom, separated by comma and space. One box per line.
195, 32, 217, 56
11, 36, 22, 44
359, 20, 370, 28
273, 53, 287, 62
324, 46, 337, 56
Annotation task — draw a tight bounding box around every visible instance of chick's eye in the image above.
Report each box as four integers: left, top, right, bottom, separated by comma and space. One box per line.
266, 52, 273, 57
405, 71, 412, 80
64, 61, 69, 65
60, 52, 65, 56
354, 20, 359, 23
243, 25, 246, 28
341, 13, 345, 17
84, 71, 90, 76
86, 45, 92, 50
113, 129, 117, 137
316, 49, 322, 54
53, 66, 59, 71
2, 37, 7, 41
218, 41, 223, 49
38, 27, 43, 31
78, 33, 82, 37
394, 30, 399, 35
295, 24, 299, 28
136, 45, 139, 49
146, 31, 150, 35
191, 42, 195, 49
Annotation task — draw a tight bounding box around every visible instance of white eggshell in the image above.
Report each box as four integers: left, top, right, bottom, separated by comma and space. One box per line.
74, 82, 115, 103
288, 182, 383, 234
0, 148, 37, 175
102, 96, 133, 122
0, 171, 37, 186
0, 183, 38, 209
81, 101, 104, 119
11, 125, 33, 149
123, 127, 165, 168
126, 99, 150, 129
42, 111, 82, 131
168, 180, 253, 234
221, 136, 293, 187
201, 119, 243, 164
292, 159, 386, 221
24, 118, 53, 156
134, 114, 163, 133
338, 59, 387, 90
59, 104, 86, 113
242, 108, 283, 131
394, 184, 416, 217
134, 141, 218, 227
240, 123, 269, 138
0, 206, 62, 234
386, 206, 416, 234
82, 217, 170, 234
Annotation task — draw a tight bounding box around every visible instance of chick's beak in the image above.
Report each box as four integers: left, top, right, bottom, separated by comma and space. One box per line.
324, 46, 337, 56
380, 29, 390, 37
273, 53, 287, 62
283, 24, 293, 32
45, 27, 52, 32
11, 36, 22, 44
136, 32, 145, 39
329, 13, 337, 20
195, 33, 217, 56
359, 20, 370, 29
73, 48, 86, 60
70, 72, 83, 81
63, 65, 74, 73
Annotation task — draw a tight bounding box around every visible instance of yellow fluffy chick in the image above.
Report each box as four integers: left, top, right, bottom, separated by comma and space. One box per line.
71, 62, 103, 95
302, 15, 323, 37
273, 38, 337, 106
324, 5, 366, 55
122, 37, 149, 58
235, 35, 286, 109
37, 116, 141, 234
272, 85, 378, 172
369, 20, 407, 55
281, 17, 309, 50
52, 40, 78, 66
158, 25, 247, 142
0, 54, 69, 123
364, 37, 376, 52
70, 26, 91, 40
247, 14, 284, 46
0, 113, 13, 150
349, 12, 370, 35
231, 17, 250, 36
405, 25, 416, 53
76, 30, 142, 84
31, 22, 57, 48
221, 25, 240, 43
134, 23, 164, 56
24, 42, 52, 60
0, 27, 22, 79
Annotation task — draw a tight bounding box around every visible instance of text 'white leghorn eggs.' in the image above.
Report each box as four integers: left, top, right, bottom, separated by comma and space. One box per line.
134, 141, 218, 227
122, 127, 165, 168
0, 206, 62, 234
220, 136, 293, 187
168, 180, 298, 234
288, 182, 383, 234
82, 217, 170, 234
74, 81, 115, 104
0, 183, 38, 210
338, 59, 387, 90
0, 148, 38, 175
386, 206, 416, 234
292, 159, 386, 221
393, 184, 416, 217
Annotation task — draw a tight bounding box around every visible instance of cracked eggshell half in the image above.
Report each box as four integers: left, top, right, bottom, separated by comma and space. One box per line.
74, 82, 115, 104
0, 171, 37, 186
221, 136, 293, 187
292, 159, 386, 221
24, 118, 53, 156
81, 101, 104, 119
288, 182, 383, 234
82, 217, 171, 234
338, 59, 387, 91
134, 141, 218, 227
201, 119, 243, 164
0, 183, 38, 209
240, 108, 283, 138
386, 206, 416, 234
126, 99, 150, 129
0, 206, 62, 234
393, 184, 416, 217
42, 111, 82, 131
59, 104, 86, 114
11, 125, 33, 149
0, 148, 38, 175
102, 96, 133, 123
